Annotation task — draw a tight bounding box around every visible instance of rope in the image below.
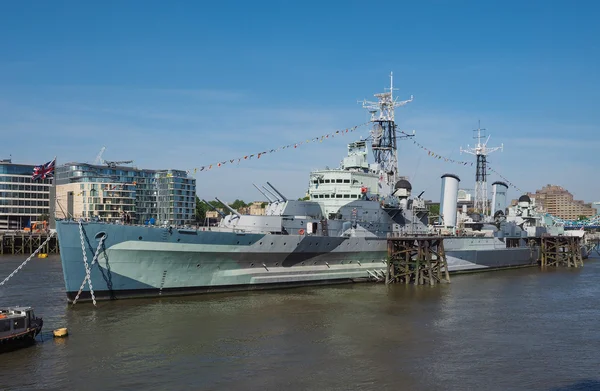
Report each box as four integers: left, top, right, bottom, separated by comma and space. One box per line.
0, 232, 56, 287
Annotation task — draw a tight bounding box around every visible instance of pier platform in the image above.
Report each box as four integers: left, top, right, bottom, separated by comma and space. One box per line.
540, 235, 583, 268
0, 233, 59, 256
386, 235, 450, 285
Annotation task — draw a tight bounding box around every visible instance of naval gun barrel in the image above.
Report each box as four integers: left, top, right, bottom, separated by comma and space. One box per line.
215, 197, 241, 217
201, 199, 226, 219
262, 186, 281, 202
266, 182, 287, 202
253, 183, 275, 203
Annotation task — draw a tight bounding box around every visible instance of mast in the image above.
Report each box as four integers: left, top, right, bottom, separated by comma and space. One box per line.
460, 121, 503, 216
359, 72, 413, 189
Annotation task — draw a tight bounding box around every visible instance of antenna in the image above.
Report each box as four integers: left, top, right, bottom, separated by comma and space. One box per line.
460, 121, 503, 216
358, 72, 413, 192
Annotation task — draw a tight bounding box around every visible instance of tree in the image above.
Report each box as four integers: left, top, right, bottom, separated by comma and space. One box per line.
428, 204, 440, 225
577, 215, 588, 221
298, 196, 310, 201
261, 202, 268, 208
230, 199, 247, 210
195, 196, 208, 222
428, 204, 440, 217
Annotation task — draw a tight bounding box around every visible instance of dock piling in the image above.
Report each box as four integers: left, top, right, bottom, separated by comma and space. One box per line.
386, 235, 450, 285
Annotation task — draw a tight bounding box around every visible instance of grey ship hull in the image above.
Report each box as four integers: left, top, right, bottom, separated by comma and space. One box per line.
56, 221, 537, 302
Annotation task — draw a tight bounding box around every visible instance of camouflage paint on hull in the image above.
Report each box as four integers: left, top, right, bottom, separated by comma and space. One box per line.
56, 221, 537, 302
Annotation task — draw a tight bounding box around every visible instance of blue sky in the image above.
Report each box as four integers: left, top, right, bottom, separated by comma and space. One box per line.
1, 0, 598, 203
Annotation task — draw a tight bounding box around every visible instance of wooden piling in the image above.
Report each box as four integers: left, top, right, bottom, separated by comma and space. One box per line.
386, 235, 450, 285
540, 235, 583, 268
0, 233, 59, 256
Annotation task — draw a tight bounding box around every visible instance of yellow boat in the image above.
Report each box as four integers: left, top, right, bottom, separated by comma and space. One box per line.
53, 328, 68, 338
37, 253, 48, 259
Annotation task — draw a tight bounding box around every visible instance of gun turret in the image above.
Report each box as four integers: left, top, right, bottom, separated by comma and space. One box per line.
266, 182, 288, 202
202, 199, 226, 219
253, 183, 274, 203
262, 186, 281, 202
215, 197, 241, 218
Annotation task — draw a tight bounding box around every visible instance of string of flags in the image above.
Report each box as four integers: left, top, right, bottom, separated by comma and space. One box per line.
188, 123, 369, 175
411, 140, 473, 166
487, 166, 523, 193
409, 138, 523, 193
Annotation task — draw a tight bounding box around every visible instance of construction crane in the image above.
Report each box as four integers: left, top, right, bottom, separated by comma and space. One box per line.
92, 146, 133, 168
94, 146, 106, 165
104, 160, 133, 168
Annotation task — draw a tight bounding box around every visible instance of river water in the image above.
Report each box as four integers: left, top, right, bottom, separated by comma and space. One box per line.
0, 254, 599, 391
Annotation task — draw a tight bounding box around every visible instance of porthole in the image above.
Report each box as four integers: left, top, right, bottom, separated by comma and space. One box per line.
177, 238, 181, 242
138, 236, 142, 240
284, 242, 286, 245
259, 241, 263, 245
251, 263, 255, 267
301, 262, 305, 266
271, 242, 273, 245
275, 262, 279, 266
237, 241, 240, 244
196, 264, 200, 268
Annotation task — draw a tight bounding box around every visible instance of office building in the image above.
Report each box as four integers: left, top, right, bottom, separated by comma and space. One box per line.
0, 159, 52, 230
522, 184, 595, 220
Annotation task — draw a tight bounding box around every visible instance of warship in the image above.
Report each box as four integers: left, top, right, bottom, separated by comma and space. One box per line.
55, 75, 540, 302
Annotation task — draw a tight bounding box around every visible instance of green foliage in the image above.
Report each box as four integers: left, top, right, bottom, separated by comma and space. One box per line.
195, 197, 226, 221
298, 196, 310, 201
428, 204, 440, 216
195, 196, 207, 221
261, 202, 267, 208
230, 199, 248, 210
577, 215, 588, 221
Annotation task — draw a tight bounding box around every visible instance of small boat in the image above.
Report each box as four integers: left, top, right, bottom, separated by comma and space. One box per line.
0, 306, 43, 353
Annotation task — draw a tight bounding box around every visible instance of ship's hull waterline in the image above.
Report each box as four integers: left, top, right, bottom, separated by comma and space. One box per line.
57, 222, 538, 302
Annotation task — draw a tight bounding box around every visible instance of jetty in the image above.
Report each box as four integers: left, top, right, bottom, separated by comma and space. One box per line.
0, 233, 59, 256
386, 235, 450, 285
539, 235, 583, 268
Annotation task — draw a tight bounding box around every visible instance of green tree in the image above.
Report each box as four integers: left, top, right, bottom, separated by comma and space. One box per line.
195, 197, 227, 222
261, 202, 268, 208
298, 196, 310, 201
230, 199, 247, 210
428, 204, 440, 225
195, 196, 208, 222
577, 215, 588, 221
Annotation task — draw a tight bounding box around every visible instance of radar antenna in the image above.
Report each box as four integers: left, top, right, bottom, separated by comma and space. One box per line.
358, 72, 413, 189
460, 121, 503, 216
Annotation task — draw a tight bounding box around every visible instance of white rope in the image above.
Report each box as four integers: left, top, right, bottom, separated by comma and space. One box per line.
0, 231, 56, 287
